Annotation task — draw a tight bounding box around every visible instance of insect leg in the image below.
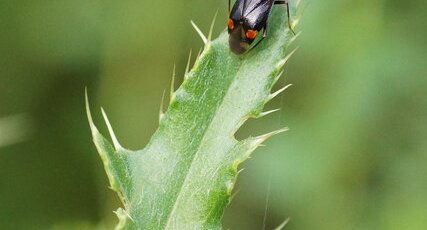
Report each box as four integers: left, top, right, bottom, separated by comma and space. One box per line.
251, 36, 265, 51
274, 0, 296, 35
250, 25, 268, 51
228, 0, 231, 14
263, 22, 268, 37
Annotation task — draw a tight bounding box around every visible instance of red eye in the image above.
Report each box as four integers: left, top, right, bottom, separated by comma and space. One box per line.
227, 19, 234, 30
246, 30, 258, 40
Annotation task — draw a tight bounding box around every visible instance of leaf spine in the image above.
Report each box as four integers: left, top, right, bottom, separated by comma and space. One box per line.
208, 10, 219, 42
191, 20, 208, 44
258, 108, 281, 118
159, 90, 166, 123
276, 48, 298, 70
170, 64, 176, 103
268, 84, 292, 101
184, 49, 192, 77
101, 107, 122, 150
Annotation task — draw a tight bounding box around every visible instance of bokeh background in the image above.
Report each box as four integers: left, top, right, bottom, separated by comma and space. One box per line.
1, 0, 426, 229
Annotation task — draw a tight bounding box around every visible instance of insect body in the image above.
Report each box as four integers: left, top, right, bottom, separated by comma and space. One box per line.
227, 0, 294, 54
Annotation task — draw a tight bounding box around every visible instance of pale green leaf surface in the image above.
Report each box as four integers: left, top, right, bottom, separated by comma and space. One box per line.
87, 5, 299, 230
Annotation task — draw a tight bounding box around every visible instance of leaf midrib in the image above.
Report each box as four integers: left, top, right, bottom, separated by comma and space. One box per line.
162, 41, 246, 229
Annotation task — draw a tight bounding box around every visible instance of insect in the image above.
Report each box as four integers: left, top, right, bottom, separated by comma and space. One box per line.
227, 0, 295, 54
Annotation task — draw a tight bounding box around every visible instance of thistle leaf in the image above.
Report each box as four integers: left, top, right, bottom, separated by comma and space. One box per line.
87, 5, 298, 229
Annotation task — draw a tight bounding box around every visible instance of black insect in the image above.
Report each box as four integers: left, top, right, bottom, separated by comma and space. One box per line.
227, 0, 295, 54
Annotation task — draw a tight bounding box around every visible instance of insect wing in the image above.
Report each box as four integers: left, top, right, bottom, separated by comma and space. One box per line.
243, 0, 266, 14
244, 0, 273, 30
230, 0, 245, 20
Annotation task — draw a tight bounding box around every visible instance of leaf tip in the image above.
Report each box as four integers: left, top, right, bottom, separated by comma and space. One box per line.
231, 127, 287, 168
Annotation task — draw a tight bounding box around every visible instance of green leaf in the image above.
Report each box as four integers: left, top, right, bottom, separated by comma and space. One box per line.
86, 4, 299, 230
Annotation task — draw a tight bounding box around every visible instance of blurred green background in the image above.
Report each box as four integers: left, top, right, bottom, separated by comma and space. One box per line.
1, 0, 426, 229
